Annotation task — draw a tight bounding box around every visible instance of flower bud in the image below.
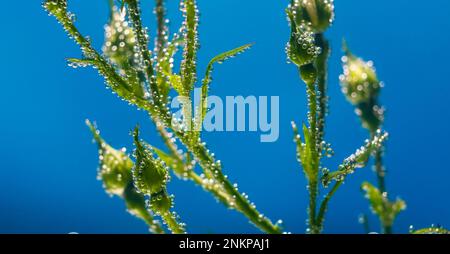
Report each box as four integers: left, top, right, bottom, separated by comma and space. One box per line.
87, 120, 133, 196
123, 182, 151, 220
132, 127, 170, 195
103, 7, 137, 69
149, 189, 173, 215
339, 45, 381, 105
300, 63, 317, 85
291, 0, 335, 33
286, 14, 321, 67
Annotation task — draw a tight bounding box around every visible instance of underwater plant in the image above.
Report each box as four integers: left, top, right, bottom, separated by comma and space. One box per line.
339, 42, 449, 235
285, 0, 448, 234
43, 0, 448, 234
286, 0, 390, 234
43, 0, 282, 234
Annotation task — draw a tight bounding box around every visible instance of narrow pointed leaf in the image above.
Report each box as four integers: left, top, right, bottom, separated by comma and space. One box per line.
200, 44, 253, 122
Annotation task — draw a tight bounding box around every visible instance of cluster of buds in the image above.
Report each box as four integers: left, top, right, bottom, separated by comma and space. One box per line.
86, 120, 159, 230
339, 43, 384, 132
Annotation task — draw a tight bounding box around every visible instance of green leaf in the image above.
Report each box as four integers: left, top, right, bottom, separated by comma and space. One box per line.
200, 43, 253, 122
66, 58, 95, 68
292, 121, 316, 181
167, 73, 185, 96
362, 182, 406, 228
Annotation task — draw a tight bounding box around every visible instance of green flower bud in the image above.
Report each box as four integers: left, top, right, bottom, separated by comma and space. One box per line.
299, 63, 317, 85
291, 0, 335, 33
123, 182, 152, 219
339, 45, 381, 105
149, 189, 173, 215
132, 127, 170, 195
87, 120, 133, 196
103, 6, 137, 68
286, 9, 321, 67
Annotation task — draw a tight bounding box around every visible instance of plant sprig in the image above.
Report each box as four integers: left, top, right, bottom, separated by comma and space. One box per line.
44, 0, 281, 234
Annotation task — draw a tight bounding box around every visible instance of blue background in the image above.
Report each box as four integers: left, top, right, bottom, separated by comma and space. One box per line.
1, 0, 449, 233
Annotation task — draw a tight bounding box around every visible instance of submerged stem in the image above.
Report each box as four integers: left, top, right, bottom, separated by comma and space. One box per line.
161, 212, 185, 234
371, 130, 390, 233
305, 73, 320, 234
315, 33, 330, 145
316, 181, 342, 232
155, 0, 167, 56
189, 142, 282, 234
374, 148, 386, 194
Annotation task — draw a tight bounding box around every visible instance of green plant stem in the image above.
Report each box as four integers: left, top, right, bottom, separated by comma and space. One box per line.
374, 148, 386, 194
138, 211, 165, 233
308, 179, 319, 233
155, 0, 167, 53
316, 181, 342, 232
126, 0, 161, 99
304, 74, 320, 234
161, 212, 185, 234
370, 130, 389, 233
315, 33, 330, 144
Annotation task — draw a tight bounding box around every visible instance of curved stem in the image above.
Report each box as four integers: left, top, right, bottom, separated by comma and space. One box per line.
316, 181, 343, 232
